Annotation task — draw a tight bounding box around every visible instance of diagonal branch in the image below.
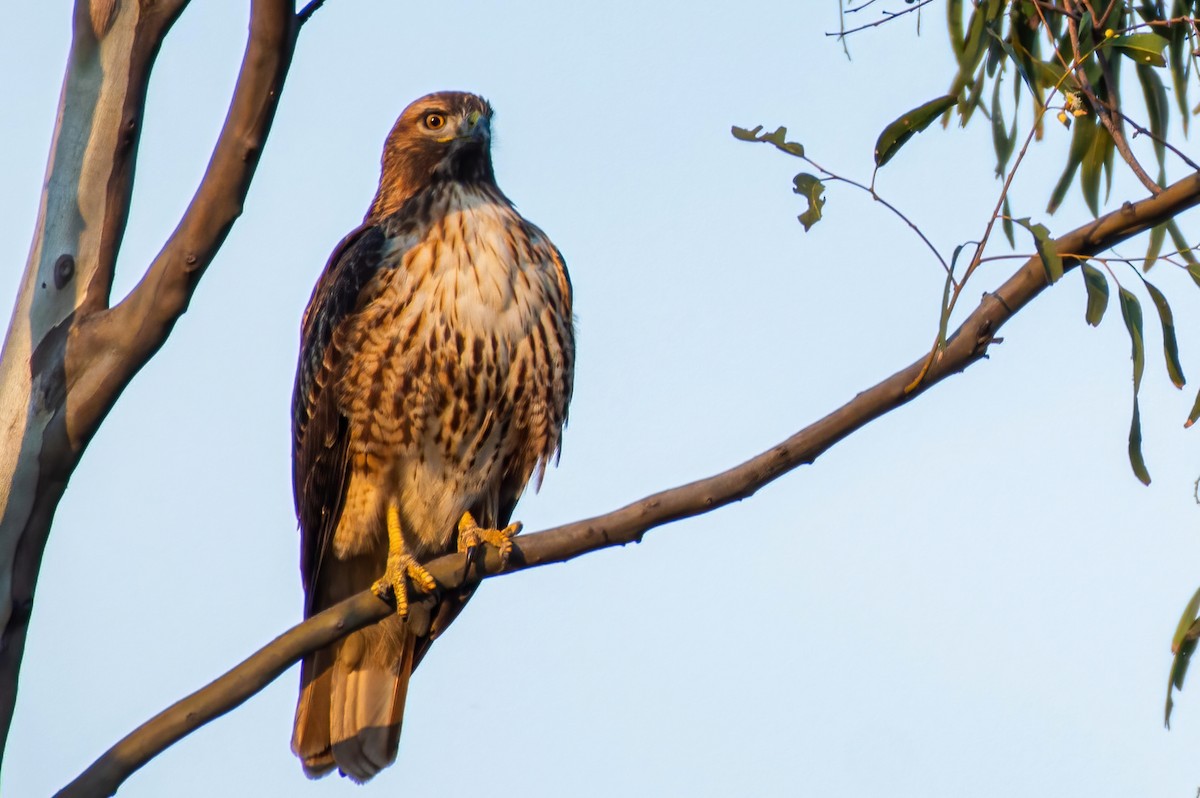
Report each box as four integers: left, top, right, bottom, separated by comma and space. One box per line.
57, 169, 1200, 798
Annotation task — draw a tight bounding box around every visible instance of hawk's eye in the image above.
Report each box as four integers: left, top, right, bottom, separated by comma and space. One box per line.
423, 113, 447, 131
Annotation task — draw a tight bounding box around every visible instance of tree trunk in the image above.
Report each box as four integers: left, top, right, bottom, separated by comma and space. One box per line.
0, 0, 297, 765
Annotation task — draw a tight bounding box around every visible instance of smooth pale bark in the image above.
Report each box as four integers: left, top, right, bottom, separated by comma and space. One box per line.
57, 170, 1200, 798
0, 0, 298, 765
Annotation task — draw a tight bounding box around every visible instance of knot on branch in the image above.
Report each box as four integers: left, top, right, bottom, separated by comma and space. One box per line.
53, 255, 75, 290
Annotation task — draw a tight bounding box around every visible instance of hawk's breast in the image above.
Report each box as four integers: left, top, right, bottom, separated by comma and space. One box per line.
335, 183, 572, 552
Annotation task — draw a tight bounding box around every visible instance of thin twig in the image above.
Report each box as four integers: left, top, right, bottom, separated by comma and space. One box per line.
827, 0, 932, 38
1116, 107, 1200, 172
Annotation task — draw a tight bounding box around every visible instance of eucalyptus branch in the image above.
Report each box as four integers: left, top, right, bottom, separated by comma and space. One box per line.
57, 168, 1200, 798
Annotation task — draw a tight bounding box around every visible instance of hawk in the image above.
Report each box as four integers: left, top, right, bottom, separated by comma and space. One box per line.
290, 91, 574, 782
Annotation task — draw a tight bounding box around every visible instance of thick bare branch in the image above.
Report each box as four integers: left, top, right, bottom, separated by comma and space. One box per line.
68, 0, 298, 450
59, 169, 1200, 797
0, 0, 299, 766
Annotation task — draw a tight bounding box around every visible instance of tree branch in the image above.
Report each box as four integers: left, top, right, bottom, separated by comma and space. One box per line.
59, 169, 1200, 797
0, 0, 299, 767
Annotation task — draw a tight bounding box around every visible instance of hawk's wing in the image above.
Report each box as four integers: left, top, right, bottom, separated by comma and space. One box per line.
293, 223, 387, 615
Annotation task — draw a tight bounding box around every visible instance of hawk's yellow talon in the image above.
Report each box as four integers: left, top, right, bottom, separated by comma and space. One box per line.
374, 503, 437, 617
457, 510, 521, 565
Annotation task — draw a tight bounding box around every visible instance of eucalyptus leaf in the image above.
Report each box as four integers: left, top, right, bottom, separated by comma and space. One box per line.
792, 173, 826, 232
1118, 287, 1151, 484
1166, 586, 1200, 728
1012, 217, 1063, 283
1137, 65, 1170, 173
874, 95, 958, 167
1110, 32, 1169, 67
1079, 262, 1109, 326
1139, 276, 1186, 388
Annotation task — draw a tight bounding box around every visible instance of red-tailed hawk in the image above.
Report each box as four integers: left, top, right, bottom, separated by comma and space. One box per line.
290, 91, 574, 782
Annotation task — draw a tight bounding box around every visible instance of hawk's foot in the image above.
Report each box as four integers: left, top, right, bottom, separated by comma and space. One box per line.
457, 511, 521, 567
372, 504, 437, 617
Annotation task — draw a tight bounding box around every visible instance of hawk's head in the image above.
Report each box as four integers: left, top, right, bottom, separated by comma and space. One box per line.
369, 91, 496, 220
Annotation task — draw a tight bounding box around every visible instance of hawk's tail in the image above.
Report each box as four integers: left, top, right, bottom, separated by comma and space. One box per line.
292, 627, 415, 783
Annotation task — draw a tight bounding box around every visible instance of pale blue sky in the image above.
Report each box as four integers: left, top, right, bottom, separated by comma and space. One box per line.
5, 2, 1200, 796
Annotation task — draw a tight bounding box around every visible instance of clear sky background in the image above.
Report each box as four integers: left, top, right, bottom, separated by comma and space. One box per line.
4, 2, 1200, 796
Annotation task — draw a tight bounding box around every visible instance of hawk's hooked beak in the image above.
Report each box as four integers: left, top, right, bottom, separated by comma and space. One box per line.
456, 110, 488, 142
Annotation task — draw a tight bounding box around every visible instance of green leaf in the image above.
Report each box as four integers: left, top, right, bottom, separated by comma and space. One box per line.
990, 76, 1014, 177
1110, 32, 1169, 67
1173, 588, 1200, 658
792, 173, 826, 232
1032, 57, 1080, 92
1169, 14, 1190, 133
1145, 222, 1167, 271
948, 0, 966, 60
731, 125, 763, 141
760, 126, 805, 157
1166, 587, 1200, 728
731, 125, 805, 157
951, 6, 991, 99
1079, 262, 1109, 326
1167, 218, 1199, 269
874, 95, 958, 168
1081, 124, 1112, 217
1186, 385, 1200, 427
992, 32, 1039, 101
1139, 277, 1186, 388
1118, 286, 1151, 484
1048, 114, 1096, 214
1012, 217, 1063, 283
1001, 195, 1015, 248
1137, 65, 1170, 175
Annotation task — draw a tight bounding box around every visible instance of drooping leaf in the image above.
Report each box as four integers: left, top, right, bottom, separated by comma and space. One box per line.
1166, 587, 1200, 727
1173, 587, 1200, 658
1081, 124, 1112, 216
1118, 286, 1151, 484
1079, 262, 1109, 326
948, 0, 966, 61
1139, 276, 1186, 388
1110, 32, 1169, 67
1186, 385, 1200, 428
792, 173, 826, 232
1145, 222, 1167, 271
951, 5, 992, 100
1168, 12, 1190, 133
1137, 65, 1170, 175
1167, 218, 1199, 271
1012, 217, 1063, 283
1048, 114, 1096, 214
874, 95, 958, 168
1001, 195, 1015, 248
993, 33, 1040, 103
990, 76, 1014, 177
